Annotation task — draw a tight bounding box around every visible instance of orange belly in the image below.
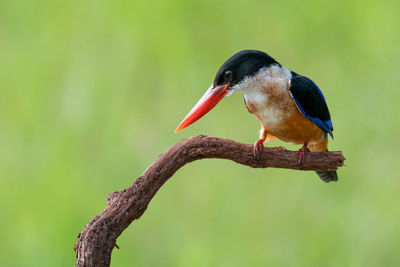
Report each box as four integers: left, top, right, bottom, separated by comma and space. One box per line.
245, 90, 328, 152
264, 107, 325, 144
263, 109, 328, 152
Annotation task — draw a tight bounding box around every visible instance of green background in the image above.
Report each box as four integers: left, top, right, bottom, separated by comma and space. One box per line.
1, 0, 400, 266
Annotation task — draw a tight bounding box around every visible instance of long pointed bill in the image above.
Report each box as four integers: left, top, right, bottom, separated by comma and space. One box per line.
175, 83, 230, 132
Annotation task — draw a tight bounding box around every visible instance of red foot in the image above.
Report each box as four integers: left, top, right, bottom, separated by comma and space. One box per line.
253, 138, 265, 160
297, 142, 309, 166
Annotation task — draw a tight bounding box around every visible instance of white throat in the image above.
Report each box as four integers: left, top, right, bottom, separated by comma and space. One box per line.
230, 64, 292, 94
232, 64, 293, 129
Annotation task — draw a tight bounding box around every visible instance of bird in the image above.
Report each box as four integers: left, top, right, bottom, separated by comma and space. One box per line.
175, 50, 337, 183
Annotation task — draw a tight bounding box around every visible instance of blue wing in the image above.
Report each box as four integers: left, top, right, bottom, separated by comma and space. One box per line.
289, 74, 333, 138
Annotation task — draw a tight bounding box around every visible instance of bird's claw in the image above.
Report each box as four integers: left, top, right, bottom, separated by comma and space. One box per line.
253, 139, 265, 160
297, 143, 309, 166
297, 150, 305, 166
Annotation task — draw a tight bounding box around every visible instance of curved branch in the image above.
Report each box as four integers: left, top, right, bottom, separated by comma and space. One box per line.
74, 135, 345, 266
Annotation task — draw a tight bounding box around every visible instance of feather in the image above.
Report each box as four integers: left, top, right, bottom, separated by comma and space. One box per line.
289, 74, 334, 138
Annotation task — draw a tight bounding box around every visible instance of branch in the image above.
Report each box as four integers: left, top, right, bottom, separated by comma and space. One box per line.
74, 135, 345, 266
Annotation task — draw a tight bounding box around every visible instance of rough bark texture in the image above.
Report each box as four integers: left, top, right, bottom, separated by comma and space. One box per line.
74, 135, 345, 266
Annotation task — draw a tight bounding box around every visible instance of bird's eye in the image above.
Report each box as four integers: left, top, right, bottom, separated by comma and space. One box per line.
224, 70, 232, 81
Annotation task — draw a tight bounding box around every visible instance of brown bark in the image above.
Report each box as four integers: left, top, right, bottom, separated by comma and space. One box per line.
74, 135, 345, 266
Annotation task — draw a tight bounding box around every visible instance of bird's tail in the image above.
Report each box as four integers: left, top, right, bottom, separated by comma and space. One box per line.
316, 171, 338, 183
308, 140, 338, 183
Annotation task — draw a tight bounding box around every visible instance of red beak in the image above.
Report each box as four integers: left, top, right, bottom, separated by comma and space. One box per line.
175, 83, 230, 132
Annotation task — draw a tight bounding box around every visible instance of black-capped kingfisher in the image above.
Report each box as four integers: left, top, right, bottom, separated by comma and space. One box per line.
175, 50, 337, 183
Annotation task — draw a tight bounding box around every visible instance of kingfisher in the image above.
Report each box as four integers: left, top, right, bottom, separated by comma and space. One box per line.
175, 50, 337, 182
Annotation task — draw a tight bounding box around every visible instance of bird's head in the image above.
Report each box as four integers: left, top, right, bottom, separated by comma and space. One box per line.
175, 50, 278, 132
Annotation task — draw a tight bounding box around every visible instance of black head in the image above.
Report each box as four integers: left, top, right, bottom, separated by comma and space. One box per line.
213, 50, 279, 88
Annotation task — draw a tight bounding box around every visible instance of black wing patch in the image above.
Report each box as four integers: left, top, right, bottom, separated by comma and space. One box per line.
289, 74, 333, 137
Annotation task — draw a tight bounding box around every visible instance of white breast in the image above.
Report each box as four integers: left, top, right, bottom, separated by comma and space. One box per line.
244, 92, 282, 126
236, 65, 293, 129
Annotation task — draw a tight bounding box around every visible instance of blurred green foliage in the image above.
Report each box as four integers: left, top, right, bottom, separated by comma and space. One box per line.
1, 0, 400, 266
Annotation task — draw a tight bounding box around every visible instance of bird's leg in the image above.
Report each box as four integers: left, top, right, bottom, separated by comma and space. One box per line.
253, 127, 267, 160
297, 142, 309, 166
